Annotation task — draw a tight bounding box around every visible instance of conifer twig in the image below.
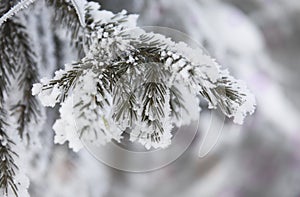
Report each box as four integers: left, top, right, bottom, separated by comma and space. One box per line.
0, 0, 36, 27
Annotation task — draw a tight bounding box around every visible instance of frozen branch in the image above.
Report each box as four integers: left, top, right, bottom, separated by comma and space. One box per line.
0, 0, 36, 27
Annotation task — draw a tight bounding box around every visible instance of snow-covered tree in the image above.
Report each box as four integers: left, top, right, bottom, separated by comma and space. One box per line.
0, 0, 255, 196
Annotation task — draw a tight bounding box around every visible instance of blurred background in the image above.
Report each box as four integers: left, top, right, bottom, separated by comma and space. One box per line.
28, 0, 300, 196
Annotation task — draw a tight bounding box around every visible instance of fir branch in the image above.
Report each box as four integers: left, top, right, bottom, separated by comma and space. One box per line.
46, 0, 82, 41
41, 63, 85, 102
0, 3, 20, 194
0, 0, 36, 27
112, 75, 138, 128
169, 85, 187, 120
0, 1, 16, 103
70, 0, 86, 27
34, 1, 255, 150
127, 32, 255, 123
0, 110, 19, 197
1, 17, 41, 140
1, 1, 41, 139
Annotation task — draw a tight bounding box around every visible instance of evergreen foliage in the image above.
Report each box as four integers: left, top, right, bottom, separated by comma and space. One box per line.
0, 0, 256, 196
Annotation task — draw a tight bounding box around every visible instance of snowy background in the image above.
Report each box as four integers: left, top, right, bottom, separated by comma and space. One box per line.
26, 0, 300, 196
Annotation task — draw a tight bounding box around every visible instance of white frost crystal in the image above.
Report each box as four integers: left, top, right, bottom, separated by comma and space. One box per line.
31, 83, 43, 96
37, 84, 61, 107
53, 97, 83, 152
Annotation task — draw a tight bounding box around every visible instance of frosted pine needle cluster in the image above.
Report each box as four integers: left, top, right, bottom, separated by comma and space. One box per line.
32, 1, 256, 151
0, 0, 256, 196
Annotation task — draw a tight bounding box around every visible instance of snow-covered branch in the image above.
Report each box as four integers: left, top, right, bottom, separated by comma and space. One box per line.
33, 1, 256, 151
0, 0, 36, 27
